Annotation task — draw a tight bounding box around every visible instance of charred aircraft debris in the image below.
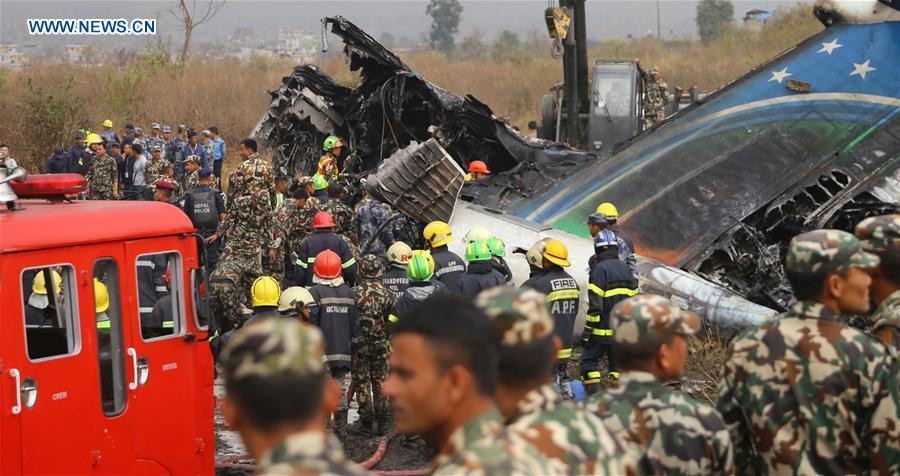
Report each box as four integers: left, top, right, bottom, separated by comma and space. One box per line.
255, 10, 900, 334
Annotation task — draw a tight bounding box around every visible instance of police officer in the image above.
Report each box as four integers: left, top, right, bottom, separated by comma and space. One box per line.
355, 187, 396, 257
580, 229, 638, 395
716, 230, 900, 474
382, 241, 412, 294
521, 239, 580, 398
296, 211, 357, 287
593, 294, 733, 474
856, 215, 900, 349
477, 287, 636, 475
220, 319, 365, 475
244, 276, 282, 327
146, 123, 165, 155
183, 167, 226, 271
351, 254, 396, 435
457, 240, 506, 299
423, 221, 466, 291
307, 249, 359, 436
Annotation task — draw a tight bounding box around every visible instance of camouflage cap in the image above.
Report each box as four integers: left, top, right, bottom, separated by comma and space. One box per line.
786, 229, 880, 274
358, 254, 384, 279
297, 176, 313, 186
221, 318, 325, 382
476, 287, 553, 346
855, 214, 900, 254
612, 294, 700, 347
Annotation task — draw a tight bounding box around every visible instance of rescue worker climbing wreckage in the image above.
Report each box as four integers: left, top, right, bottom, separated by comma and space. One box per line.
640, 63, 668, 129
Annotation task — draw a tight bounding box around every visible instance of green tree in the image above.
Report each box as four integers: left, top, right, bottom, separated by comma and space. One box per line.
497, 30, 520, 53
696, 0, 734, 44
426, 0, 463, 54
378, 32, 396, 49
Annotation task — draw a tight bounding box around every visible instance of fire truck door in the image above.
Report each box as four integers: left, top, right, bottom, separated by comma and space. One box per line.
6, 250, 138, 474
123, 240, 200, 472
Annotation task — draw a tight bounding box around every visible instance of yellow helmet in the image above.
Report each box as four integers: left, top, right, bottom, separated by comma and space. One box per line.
278, 286, 314, 313
85, 133, 103, 146
595, 202, 619, 219
32, 270, 62, 295
423, 221, 453, 248
103, 119, 113, 128
251, 276, 281, 308
387, 241, 413, 265
410, 249, 435, 271
542, 239, 571, 267
93, 278, 109, 313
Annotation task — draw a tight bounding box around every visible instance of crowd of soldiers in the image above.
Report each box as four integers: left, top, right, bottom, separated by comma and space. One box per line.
66, 128, 900, 474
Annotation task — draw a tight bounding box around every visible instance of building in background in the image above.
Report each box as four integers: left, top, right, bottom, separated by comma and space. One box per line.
0, 44, 28, 70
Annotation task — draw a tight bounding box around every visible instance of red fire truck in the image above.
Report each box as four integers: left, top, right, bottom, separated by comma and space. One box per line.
0, 170, 214, 474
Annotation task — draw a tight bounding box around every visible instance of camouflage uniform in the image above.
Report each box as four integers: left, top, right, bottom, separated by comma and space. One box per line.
220, 318, 365, 476
350, 254, 396, 431
159, 176, 182, 198
265, 200, 294, 285
145, 158, 172, 193
476, 287, 637, 476
643, 65, 668, 129
326, 200, 358, 242
716, 229, 900, 475
592, 294, 733, 475
145, 134, 165, 156
209, 255, 256, 331
85, 154, 118, 200
183, 169, 199, 195
355, 198, 396, 256
431, 408, 551, 476
221, 153, 275, 260
856, 214, 900, 348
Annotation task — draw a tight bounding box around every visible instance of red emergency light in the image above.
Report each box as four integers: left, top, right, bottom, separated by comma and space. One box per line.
9, 174, 87, 200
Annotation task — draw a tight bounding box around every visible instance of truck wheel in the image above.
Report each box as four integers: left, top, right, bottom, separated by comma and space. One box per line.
539, 94, 557, 140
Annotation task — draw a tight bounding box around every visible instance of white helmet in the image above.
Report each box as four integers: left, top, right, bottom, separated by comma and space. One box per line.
526, 238, 552, 269
464, 227, 493, 244
278, 286, 315, 313
386, 241, 413, 265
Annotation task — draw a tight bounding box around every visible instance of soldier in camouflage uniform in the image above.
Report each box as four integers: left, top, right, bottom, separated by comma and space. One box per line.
642, 65, 668, 129
277, 185, 322, 286
181, 155, 201, 195
592, 294, 733, 475
85, 141, 119, 200
351, 254, 396, 435
476, 287, 636, 475
159, 162, 183, 198
209, 256, 256, 332
144, 145, 171, 194
383, 294, 550, 475
856, 214, 900, 349
325, 183, 358, 244
716, 229, 900, 474
220, 318, 366, 476
354, 188, 396, 256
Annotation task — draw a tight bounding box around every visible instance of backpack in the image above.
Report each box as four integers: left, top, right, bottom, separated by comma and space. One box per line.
189, 189, 218, 232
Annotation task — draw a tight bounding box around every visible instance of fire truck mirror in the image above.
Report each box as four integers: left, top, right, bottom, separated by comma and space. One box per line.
136, 252, 185, 341
93, 258, 127, 416
21, 265, 79, 361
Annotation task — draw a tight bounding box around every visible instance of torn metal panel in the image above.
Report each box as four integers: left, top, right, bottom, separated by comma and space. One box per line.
365, 139, 464, 223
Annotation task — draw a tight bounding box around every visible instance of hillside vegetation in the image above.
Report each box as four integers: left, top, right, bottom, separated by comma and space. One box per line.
0, 5, 822, 172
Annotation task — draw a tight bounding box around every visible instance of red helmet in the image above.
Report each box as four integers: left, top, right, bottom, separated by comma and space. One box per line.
314, 249, 342, 279
312, 211, 335, 229
468, 160, 490, 174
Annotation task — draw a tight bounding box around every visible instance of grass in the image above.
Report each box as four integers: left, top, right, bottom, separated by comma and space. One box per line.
0, 5, 821, 174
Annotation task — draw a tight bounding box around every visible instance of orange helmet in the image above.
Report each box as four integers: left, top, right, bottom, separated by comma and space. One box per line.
313, 250, 342, 279
312, 211, 335, 229
468, 160, 490, 174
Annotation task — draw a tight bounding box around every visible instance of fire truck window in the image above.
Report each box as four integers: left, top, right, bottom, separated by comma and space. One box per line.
136, 252, 184, 340
191, 269, 210, 331
21, 265, 79, 360
94, 259, 127, 416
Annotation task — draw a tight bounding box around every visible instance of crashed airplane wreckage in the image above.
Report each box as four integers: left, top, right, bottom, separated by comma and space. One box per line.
255, 3, 900, 336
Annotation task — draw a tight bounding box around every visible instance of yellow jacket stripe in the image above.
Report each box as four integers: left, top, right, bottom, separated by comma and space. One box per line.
547, 289, 580, 301
588, 284, 637, 298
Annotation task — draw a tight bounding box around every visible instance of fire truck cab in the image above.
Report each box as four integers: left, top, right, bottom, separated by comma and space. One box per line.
0, 170, 214, 474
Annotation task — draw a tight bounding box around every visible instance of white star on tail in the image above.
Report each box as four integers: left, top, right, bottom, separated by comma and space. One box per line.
817, 39, 842, 55
850, 60, 876, 79
768, 67, 792, 84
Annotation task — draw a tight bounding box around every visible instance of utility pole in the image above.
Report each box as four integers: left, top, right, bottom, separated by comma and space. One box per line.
656, 0, 661, 39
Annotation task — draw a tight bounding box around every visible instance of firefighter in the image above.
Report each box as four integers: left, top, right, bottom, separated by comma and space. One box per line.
524, 238, 552, 279
312, 173, 329, 204
390, 253, 445, 326
26, 270, 61, 326
595, 203, 638, 278
382, 241, 412, 294
94, 278, 111, 330
220, 319, 364, 475
423, 221, 466, 291
278, 286, 315, 320
244, 276, 282, 327
580, 230, 638, 395
457, 240, 506, 299
318, 135, 344, 182
295, 211, 357, 287
486, 236, 513, 283
465, 160, 490, 181
307, 249, 359, 436
521, 239, 580, 399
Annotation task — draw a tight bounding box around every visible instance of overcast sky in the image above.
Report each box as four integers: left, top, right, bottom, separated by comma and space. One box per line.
1, 0, 813, 49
